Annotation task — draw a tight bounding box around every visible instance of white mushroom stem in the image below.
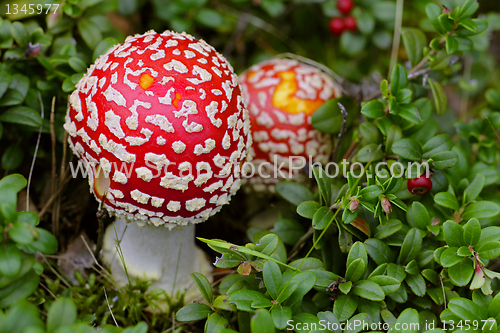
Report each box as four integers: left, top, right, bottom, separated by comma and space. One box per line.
101, 219, 213, 307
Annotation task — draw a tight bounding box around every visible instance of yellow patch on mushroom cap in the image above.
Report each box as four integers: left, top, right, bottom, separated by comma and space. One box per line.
272, 71, 324, 115
140, 73, 154, 90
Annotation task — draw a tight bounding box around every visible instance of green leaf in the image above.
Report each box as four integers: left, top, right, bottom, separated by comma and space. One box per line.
390, 64, 408, 95
255, 234, 279, 256
30, 228, 57, 254
312, 166, 332, 205
365, 238, 394, 265
459, 18, 477, 32
356, 143, 383, 162
263, 260, 282, 300
68, 57, 87, 72
271, 219, 304, 245
251, 309, 275, 333
440, 247, 462, 267
271, 306, 292, 330
312, 206, 334, 230
2, 145, 23, 171
477, 242, 500, 260
93, 37, 120, 60
463, 218, 481, 246
399, 104, 423, 124
10, 21, 29, 46
464, 174, 485, 202
407, 202, 430, 230
284, 271, 316, 306
317, 312, 341, 333
448, 297, 485, 322
195, 8, 224, 28
356, 11, 375, 35
361, 100, 385, 119
401, 28, 427, 66
448, 259, 474, 287
77, 17, 102, 49
0, 271, 39, 308
296, 201, 321, 219
8, 221, 33, 245
443, 221, 464, 248
228, 290, 270, 312
388, 308, 419, 333
462, 201, 500, 220
345, 258, 366, 282
457, 0, 479, 20
392, 138, 422, 161
426, 3, 446, 33
445, 35, 459, 54
398, 228, 422, 264
0, 244, 21, 277
47, 297, 77, 332
434, 192, 459, 211
340, 32, 367, 57
368, 275, 400, 295
374, 219, 402, 239
205, 313, 229, 333
0, 72, 13, 100
353, 280, 385, 301
333, 293, 358, 322
312, 96, 359, 133
275, 182, 314, 206
339, 281, 352, 294
431, 151, 459, 170
347, 242, 368, 268
176, 303, 212, 321
428, 79, 447, 115
422, 134, 453, 158
0, 106, 42, 128
485, 89, 500, 109
405, 273, 426, 297
191, 272, 213, 304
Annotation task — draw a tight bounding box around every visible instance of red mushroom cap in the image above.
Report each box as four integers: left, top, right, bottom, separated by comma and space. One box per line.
64, 30, 251, 226
239, 58, 341, 191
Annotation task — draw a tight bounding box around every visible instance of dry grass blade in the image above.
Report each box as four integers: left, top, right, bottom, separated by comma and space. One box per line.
27, 92, 46, 211
104, 286, 119, 327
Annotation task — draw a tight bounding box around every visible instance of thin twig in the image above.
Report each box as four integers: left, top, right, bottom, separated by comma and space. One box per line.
341, 141, 358, 161
277, 53, 345, 85
50, 97, 60, 237
39, 281, 58, 300
333, 103, 349, 162
407, 68, 430, 79
287, 227, 314, 261
80, 234, 110, 275
104, 286, 119, 327
388, 0, 404, 76
27, 92, 45, 211
38, 172, 71, 219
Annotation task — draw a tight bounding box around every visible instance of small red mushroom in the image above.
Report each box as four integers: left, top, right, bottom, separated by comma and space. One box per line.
239, 58, 341, 191
64, 30, 251, 304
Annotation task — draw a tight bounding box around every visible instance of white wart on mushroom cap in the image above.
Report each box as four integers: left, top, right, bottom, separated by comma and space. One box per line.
239, 58, 341, 191
64, 30, 251, 226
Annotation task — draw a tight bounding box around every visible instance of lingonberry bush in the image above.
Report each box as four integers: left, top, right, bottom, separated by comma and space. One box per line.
0, 0, 499, 332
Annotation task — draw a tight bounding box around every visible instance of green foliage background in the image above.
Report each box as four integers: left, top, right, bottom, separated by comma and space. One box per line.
0, 0, 499, 332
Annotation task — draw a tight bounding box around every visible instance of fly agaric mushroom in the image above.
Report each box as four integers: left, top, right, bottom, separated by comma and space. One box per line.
239, 58, 341, 191
63, 30, 251, 303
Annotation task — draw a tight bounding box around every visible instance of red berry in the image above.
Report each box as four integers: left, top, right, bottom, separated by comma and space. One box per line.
329, 17, 345, 36
408, 175, 433, 195
344, 16, 357, 31
337, 0, 354, 15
